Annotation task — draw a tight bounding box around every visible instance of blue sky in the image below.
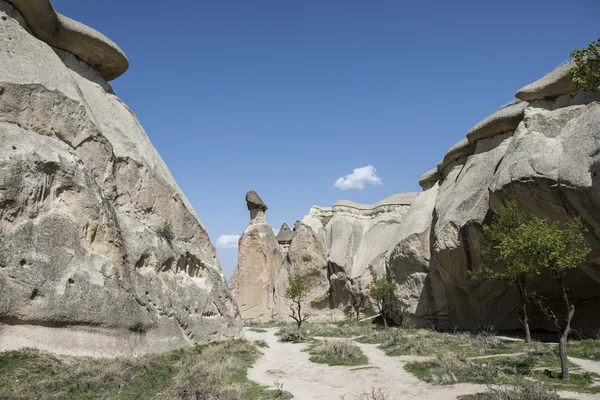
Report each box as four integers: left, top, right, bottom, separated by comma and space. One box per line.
54, 0, 599, 279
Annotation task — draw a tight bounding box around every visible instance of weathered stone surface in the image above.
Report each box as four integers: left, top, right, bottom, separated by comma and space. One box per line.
246, 190, 268, 211
437, 138, 476, 177
431, 131, 517, 329
5, 0, 128, 81
387, 185, 448, 326
276, 223, 293, 244
466, 100, 528, 143
231, 221, 286, 323
0, 0, 241, 356
429, 90, 600, 333
291, 193, 421, 320
516, 61, 575, 101
285, 223, 335, 320
418, 168, 440, 190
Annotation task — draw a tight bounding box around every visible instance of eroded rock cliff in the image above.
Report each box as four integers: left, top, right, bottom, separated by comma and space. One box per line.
0, 0, 242, 356
234, 61, 600, 333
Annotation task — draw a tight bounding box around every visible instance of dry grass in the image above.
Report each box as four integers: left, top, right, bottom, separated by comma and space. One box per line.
0, 340, 291, 399
307, 339, 368, 366
340, 387, 390, 400
458, 381, 560, 400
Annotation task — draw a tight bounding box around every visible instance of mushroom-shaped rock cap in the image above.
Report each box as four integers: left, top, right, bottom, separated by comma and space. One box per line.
246, 190, 268, 211
466, 100, 528, 143
515, 60, 574, 101
7, 0, 129, 81
438, 138, 476, 172
418, 168, 440, 189
276, 223, 293, 243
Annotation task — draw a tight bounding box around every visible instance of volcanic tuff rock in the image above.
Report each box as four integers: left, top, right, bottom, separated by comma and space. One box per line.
233, 60, 600, 332
0, 0, 241, 356
230, 191, 288, 322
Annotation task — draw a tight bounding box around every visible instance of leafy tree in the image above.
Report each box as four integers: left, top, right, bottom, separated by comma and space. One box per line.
470, 200, 538, 342
366, 265, 397, 328
568, 38, 600, 95
285, 275, 310, 337
512, 217, 590, 380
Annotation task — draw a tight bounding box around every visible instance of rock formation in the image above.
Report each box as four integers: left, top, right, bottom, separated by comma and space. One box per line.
0, 0, 241, 356
230, 191, 287, 322
234, 61, 600, 333
276, 223, 293, 255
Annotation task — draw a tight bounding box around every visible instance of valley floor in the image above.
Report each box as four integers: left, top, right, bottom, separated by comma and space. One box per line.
245, 327, 600, 400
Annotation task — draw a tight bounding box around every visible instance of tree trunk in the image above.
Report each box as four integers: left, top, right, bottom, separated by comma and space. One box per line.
558, 278, 575, 380
296, 300, 303, 338
516, 278, 531, 343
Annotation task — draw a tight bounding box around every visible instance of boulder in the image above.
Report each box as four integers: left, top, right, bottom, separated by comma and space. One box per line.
0, 0, 241, 356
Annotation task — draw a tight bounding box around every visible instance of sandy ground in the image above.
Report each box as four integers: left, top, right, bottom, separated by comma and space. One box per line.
246, 327, 483, 400
245, 327, 600, 400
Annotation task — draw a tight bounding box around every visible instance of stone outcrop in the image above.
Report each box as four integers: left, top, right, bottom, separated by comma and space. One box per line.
234, 60, 600, 333
426, 65, 600, 333
230, 192, 287, 322
276, 223, 293, 255
0, 0, 241, 356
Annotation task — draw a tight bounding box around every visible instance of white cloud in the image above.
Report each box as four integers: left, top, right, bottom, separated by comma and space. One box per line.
333, 165, 382, 190
272, 228, 279, 235
216, 234, 240, 249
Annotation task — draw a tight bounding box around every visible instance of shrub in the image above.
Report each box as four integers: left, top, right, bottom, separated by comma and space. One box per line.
308, 339, 368, 366
466, 382, 559, 400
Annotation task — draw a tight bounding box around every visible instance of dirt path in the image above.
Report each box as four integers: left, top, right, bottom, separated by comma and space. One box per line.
245, 327, 483, 400
569, 356, 600, 375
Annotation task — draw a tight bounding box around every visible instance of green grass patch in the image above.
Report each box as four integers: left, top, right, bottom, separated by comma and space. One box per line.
305, 338, 368, 367
567, 339, 600, 361
405, 349, 600, 395
457, 380, 561, 400
0, 340, 292, 400
248, 328, 268, 333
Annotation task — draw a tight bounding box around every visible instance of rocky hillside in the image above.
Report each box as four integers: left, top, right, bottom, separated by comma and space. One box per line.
234, 61, 600, 333
0, 0, 242, 356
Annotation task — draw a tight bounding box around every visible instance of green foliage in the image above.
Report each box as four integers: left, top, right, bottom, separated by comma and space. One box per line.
508, 217, 590, 279
568, 38, 600, 95
285, 275, 309, 301
366, 265, 397, 327
470, 199, 536, 283
285, 275, 310, 334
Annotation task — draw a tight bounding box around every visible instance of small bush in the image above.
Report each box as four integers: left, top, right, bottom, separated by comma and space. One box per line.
321, 339, 362, 359
277, 325, 303, 342
461, 381, 559, 400
308, 339, 368, 366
